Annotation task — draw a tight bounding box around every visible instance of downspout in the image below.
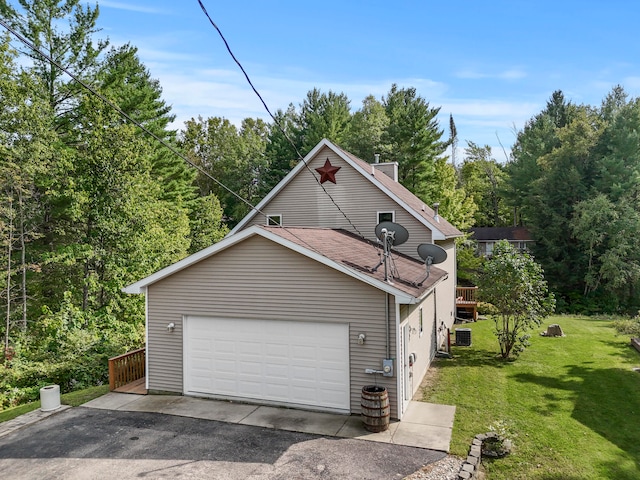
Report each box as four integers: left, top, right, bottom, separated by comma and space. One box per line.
385, 292, 390, 358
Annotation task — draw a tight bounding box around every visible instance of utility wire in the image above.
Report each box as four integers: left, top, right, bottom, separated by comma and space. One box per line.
0, 17, 263, 220
0, 16, 335, 258
0, 12, 394, 288
197, 0, 369, 242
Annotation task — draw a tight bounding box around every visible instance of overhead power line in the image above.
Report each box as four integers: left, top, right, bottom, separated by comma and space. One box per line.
0, 16, 261, 219
0, 15, 337, 258
0, 10, 380, 274
196, 0, 368, 241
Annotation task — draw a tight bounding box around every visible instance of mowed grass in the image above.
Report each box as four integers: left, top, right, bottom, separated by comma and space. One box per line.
423, 315, 640, 480
0, 385, 109, 423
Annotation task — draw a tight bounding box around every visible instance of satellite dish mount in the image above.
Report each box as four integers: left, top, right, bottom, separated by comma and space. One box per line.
371, 222, 409, 282
413, 243, 447, 286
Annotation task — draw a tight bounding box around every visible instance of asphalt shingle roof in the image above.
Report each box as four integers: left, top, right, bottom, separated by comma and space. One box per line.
469, 226, 532, 241
263, 226, 447, 299
336, 145, 462, 239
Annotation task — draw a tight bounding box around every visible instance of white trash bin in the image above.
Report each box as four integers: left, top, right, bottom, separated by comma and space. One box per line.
40, 384, 61, 411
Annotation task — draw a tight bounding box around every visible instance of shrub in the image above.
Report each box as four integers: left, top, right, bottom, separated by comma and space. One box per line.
0, 292, 144, 410
477, 302, 499, 316
612, 314, 640, 337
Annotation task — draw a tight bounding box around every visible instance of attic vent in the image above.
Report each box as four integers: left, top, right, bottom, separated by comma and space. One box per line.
433, 202, 440, 222
374, 153, 380, 163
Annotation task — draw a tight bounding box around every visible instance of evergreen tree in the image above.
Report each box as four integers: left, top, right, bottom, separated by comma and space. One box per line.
260, 105, 300, 197
0, 0, 108, 121
344, 95, 390, 162
298, 88, 351, 155
97, 44, 196, 205
504, 90, 577, 225
382, 84, 448, 200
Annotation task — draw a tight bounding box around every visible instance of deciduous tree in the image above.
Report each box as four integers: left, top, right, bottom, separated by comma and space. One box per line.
479, 240, 555, 358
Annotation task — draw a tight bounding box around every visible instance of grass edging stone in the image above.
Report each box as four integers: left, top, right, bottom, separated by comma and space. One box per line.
457, 432, 510, 480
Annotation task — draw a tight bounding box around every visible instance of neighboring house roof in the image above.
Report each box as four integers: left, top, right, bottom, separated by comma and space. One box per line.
124, 225, 446, 304
230, 139, 462, 240
469, 226, 533, 242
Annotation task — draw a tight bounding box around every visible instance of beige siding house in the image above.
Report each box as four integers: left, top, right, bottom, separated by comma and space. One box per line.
125, 139, 462, 420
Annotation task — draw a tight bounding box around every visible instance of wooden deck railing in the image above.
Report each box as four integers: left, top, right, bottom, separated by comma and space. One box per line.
456, 286, 478, 303
108, 348, 145, 391
456, 286, 479, 321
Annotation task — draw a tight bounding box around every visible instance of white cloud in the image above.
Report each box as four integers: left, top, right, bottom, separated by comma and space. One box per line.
441, 100, 539, 118
97, 1, 169, 14
151, 63, 451, 129
455, 68, 527, 81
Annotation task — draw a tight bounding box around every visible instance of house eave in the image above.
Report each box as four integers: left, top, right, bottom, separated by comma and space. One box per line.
228, 138, 455, 240
124, 225, 420, 302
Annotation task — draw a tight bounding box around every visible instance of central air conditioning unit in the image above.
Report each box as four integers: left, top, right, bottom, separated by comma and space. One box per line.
455, 328, 472, 347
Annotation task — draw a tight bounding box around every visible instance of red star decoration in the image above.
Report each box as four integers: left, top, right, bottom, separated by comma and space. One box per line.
315, 158, 341, 184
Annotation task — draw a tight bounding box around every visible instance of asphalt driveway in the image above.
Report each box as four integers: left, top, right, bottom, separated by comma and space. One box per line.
0, 407, 445, 479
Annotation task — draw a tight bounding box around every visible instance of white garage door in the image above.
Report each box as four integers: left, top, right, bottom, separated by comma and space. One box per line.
184, 316, 350, 412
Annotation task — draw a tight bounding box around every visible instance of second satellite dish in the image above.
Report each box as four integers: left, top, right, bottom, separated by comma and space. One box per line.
413, 243, 448, 286
375, 221, 409, 246
417, 243, 447, 265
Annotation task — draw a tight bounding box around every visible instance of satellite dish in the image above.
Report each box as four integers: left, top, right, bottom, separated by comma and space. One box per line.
375, 221, 409, 246
413, 243, 448, 287
372, 221, 409, 280
417, 243, 447, 264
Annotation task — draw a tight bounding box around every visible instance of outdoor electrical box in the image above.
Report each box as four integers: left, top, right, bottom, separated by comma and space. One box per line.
382, 359, 394, 377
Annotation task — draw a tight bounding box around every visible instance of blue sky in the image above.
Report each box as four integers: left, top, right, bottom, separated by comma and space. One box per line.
81, 1, 640, 160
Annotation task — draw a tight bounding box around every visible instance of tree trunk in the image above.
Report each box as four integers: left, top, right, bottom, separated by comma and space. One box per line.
19, 190, 27, 330
5, 199, 13, 351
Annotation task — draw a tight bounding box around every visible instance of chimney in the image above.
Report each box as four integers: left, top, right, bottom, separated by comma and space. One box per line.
372, 156, 399, 182
433, 202, 440, 222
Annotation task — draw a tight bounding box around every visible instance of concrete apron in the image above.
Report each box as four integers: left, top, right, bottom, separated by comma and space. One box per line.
82, 393, 455, 452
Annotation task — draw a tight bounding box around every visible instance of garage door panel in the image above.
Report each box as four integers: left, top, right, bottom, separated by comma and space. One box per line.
291, 365, 316, 379
238, 360, 262, 374
238, 342, 262, 354
184, 317, 350, 411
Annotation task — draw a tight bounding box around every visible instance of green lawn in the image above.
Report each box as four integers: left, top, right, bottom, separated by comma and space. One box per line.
423, 315, 640, 480
0, 385, 109, 423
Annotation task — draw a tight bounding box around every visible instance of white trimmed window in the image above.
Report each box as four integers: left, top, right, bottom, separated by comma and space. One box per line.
266, 214, 282, 226
377, 211, 395, 224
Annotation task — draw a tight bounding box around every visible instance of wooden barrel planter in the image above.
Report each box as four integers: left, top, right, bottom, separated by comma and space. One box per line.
361, 385, 390, 432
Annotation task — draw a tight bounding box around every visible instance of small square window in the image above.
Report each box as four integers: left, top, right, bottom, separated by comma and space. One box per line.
267, 214, 281, 226
378, 211, 394, 223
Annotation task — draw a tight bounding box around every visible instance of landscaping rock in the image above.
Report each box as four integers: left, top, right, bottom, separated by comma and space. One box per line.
541, 324, 565, 337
